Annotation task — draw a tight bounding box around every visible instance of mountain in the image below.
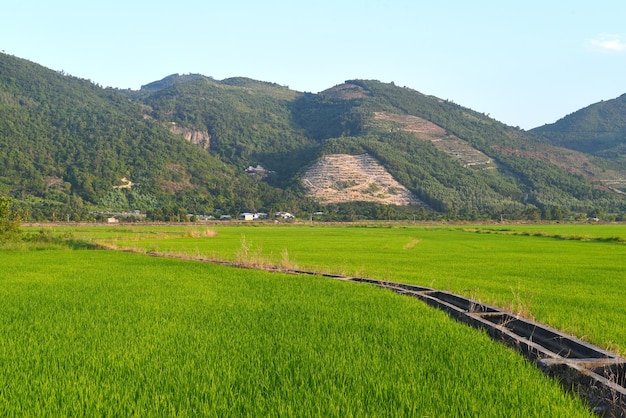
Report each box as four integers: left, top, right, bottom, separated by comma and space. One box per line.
0, 53, 298, 221
531, 94, 626, 162
134, 74, 317, 187
288, 80, 626, 216
139, 73, 207, 93
1, 52, 625, 221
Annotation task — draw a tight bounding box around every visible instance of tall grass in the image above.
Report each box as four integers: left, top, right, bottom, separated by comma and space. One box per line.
0, 249, 592, 416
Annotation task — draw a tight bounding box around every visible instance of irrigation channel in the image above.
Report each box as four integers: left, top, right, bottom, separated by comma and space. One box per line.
141, 250, 626, 416
341, 276, 626, 417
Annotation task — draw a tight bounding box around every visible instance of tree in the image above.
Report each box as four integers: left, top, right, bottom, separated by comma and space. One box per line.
523, 205, 541, 221
0, 196, 22, 242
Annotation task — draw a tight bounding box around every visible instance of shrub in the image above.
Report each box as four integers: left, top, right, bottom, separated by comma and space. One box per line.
0, 196, 21, 242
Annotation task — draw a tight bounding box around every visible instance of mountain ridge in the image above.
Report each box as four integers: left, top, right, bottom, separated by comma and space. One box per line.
531, 93, 626, 161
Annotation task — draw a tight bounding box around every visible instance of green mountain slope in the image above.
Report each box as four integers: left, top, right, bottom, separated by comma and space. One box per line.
531, 94, 626, 162
289, 80, 625, 217
136, 75, 318, 187
0, 53, 296, 220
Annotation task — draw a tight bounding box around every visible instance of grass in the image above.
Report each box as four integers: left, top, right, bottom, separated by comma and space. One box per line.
41, 222, 626, 355
0, 248, 593, 416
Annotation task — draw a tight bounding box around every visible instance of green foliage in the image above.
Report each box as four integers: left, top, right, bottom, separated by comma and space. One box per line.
0, 53, 304, 219
303, 80, 624, 217
140, 76, 318, 185
291, 92, 367, 139
0, 248, 592, 416
532, 93, 626, 159
0, 196, 21, 242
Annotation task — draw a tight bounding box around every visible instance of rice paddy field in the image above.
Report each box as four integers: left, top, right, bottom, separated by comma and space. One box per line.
3, 222, 625, 415
68, 222, 626, 354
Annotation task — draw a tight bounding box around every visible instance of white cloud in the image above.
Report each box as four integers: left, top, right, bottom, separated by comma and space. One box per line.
586, 34, 626, 54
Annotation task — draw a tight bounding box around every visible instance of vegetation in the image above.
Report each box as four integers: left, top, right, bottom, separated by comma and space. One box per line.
2, 53, 625, 221
139, 76, 319, 185
0, 196, 21, 242
4, 47, 625, 414
532, 93, 626, 160
312, 80, 625, 216
0, 247, 593, 416
0, 54, 305, 220
79, 223, 626, 355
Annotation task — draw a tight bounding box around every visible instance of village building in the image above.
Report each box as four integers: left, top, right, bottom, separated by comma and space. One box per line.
238, 212, 268, 221
245, 165, 266, 175
274, 211, 295, 220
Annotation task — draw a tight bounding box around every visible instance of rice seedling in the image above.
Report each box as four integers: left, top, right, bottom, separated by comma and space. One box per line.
0, 249, 593, 416
58, 223, 626, 354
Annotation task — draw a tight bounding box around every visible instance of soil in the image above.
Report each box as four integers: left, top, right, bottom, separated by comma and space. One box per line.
302, 153, 425, 206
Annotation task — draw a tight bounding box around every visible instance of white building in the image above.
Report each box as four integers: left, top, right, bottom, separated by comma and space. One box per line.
238, 212, 268, 221
274, 211, 295, 219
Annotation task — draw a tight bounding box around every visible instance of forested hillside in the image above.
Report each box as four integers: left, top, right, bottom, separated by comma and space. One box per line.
289, 80, 626, 218
1, 52, 625, 221
0, 54, 301, 220
531, 94, 626, 163
136, 76, 319, 187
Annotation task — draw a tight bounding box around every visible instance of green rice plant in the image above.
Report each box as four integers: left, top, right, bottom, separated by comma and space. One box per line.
0, 249, 593, 416
66, 223, 626, 354
477, 223, 626, 241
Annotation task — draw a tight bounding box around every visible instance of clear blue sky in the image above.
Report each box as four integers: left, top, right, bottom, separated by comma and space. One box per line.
2, 0, 625, 129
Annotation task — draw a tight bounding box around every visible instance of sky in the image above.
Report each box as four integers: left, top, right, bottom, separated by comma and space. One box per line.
2, 0, 625, 129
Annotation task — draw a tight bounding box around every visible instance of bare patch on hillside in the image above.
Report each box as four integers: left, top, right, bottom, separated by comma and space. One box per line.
302, 154, 425, 206
44, 177, 64, 187
372, 112, 495, 168
493, 145, 626, 191
169, 123, 211, 149
113, 177, 134, 189
320, 83, 370, 100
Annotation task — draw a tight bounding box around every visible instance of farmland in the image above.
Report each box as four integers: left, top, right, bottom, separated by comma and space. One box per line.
0, 247, 594, 416
3, 222, 625, 415
62, 222, 626, 355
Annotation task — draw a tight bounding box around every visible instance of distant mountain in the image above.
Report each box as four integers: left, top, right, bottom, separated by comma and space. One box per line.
1, 52, 625, 221
138, 73, 208, 94
531, 94, 626, 161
